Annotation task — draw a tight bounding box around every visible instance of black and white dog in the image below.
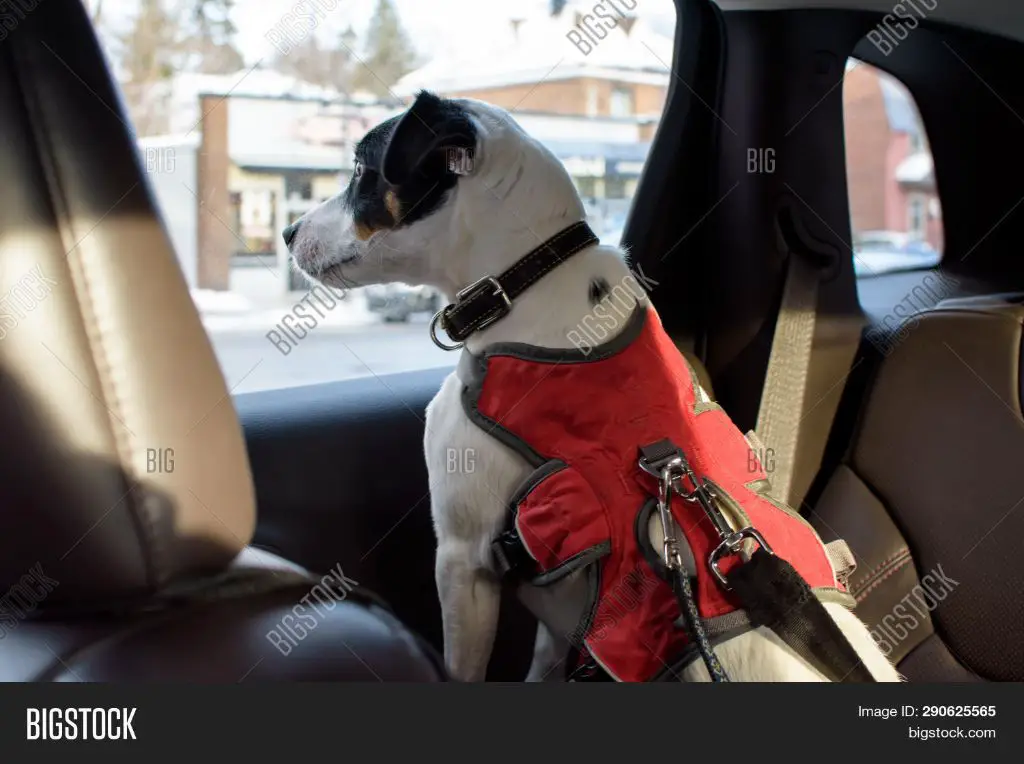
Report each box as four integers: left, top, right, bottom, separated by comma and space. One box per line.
285, 91, 900, 683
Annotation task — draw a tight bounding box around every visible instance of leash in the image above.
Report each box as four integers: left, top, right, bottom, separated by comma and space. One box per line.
429, 221, 599, 350
725, 548, 876, 682
638, 439, 875, 683
638, 442, 731, 682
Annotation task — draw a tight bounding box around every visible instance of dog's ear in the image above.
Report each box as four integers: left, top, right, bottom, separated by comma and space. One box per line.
381, 91, 476, 186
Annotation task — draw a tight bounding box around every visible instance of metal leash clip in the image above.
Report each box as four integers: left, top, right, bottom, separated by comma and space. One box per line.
638, 451, 687, 571
639, 440, 774, 590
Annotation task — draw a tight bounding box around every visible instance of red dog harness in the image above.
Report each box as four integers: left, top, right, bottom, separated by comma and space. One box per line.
459, 305, 857, 682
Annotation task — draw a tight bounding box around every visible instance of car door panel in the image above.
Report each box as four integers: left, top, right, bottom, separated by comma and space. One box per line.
236, 367, 536, 680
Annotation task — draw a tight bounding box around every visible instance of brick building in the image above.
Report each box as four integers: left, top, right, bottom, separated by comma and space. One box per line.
842, 61, 943, 250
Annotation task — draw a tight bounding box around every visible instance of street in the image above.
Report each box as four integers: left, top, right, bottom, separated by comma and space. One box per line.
206, 315, 455, 395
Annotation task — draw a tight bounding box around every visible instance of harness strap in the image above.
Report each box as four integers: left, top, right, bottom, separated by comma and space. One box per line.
725, 548, 877, 682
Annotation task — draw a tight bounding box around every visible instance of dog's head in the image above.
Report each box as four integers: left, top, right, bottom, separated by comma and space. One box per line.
284, 90, 586, 294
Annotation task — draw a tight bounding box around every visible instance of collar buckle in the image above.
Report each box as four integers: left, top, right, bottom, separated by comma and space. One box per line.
429, 276, 512, 351
455, 275, 513, 331
427, 221, 598, 348
429, 276, 513, 351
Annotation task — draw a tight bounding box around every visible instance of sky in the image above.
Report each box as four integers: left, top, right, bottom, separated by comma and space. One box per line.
91, 0, 677, 66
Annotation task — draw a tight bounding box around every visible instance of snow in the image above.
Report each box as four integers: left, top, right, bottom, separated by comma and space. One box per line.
191, 288, 379, 332
895, 151, 933, 184
395, 13, 673, 95
165, 68, 344, 135
137, 133, 201, 149
190, 289, 253, 315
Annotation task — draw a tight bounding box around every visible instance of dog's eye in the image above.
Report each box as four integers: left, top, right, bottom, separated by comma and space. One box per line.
352, 162, 363, 180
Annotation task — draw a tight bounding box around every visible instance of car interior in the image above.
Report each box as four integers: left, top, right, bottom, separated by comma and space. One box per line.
0, 0, 1021, 682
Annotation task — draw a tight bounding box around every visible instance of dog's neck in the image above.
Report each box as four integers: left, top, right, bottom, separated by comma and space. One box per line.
431, 218, 583, 299
458, 241, 643, 354
417, 116, 644, 352
426, 123, 601, 302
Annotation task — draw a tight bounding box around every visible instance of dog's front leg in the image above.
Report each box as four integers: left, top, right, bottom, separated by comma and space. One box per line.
436, 540, 501, 682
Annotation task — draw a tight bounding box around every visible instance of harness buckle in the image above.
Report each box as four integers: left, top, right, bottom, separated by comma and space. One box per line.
491, 529, 533, 579
708, 527, 775, 590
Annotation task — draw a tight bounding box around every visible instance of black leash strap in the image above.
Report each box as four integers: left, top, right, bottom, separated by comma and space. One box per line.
433, 221, 599, 346
725, 548, 877, 682
670, 568, 730, 682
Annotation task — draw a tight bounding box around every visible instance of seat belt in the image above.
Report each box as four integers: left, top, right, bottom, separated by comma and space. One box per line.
753, 205, 862, 508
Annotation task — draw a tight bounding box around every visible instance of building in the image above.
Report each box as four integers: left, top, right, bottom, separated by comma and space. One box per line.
394, 11, 671, 231
146, 68, 402, 296
156, 14, 675, 299
843, 61, 943, 249
155, 18, 940, 303
396, 11, 671, 125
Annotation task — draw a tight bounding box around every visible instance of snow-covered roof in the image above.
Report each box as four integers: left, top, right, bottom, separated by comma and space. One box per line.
230, 149, 346, 172
895, 151, 934, 185
189, 68, 341, 100
166, 68, 344, 134
396, 13, 673, 95
137, 133, 200, 149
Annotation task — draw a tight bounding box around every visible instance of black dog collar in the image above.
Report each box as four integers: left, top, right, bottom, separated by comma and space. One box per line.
429, 221, 599, 350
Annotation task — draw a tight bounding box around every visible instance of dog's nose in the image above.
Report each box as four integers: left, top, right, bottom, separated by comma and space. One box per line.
282, 220, 301, 247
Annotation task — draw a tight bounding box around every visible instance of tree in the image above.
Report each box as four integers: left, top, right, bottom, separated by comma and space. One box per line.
183, 0, 244, 74
331, 26, 359, 88
351, 0, 418, 97
117, 0, 180, 136
271, 26, 358, 91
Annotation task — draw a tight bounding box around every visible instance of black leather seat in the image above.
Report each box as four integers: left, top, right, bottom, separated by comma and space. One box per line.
0, 0, 443, 682
811, 294, 1024, 681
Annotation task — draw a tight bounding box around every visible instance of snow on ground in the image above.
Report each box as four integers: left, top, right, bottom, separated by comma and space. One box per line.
191, 287, 379, 333
190, 289, 253, 314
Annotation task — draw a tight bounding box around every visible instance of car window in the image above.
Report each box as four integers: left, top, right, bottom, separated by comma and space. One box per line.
843, 58, 944, 280
86, 0, 676, 393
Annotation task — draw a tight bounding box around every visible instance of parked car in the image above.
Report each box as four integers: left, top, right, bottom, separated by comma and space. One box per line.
364, 282, 444, 322
852, 230, 941, 276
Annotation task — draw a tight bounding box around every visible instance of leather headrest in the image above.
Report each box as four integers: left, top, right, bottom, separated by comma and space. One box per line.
0, 2, 255, 603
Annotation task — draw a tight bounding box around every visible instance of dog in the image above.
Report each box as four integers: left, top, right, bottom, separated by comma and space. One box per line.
285, 90, 900, 683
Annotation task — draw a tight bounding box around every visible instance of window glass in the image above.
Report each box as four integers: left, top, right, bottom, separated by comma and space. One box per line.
843, 58, 943, 279
87, 0, 675, 392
